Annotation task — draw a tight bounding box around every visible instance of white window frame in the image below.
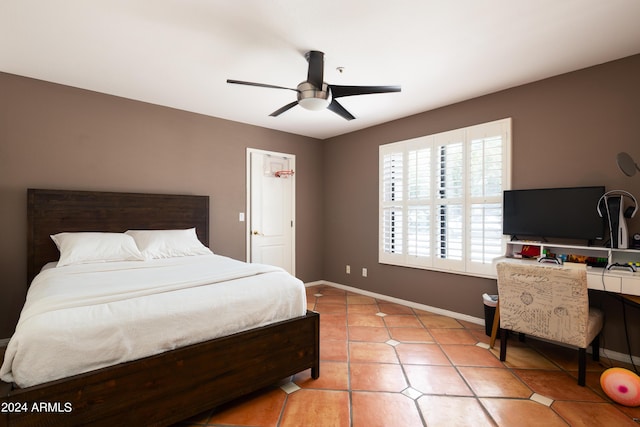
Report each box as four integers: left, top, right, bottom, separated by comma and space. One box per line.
379, 118, 511, 278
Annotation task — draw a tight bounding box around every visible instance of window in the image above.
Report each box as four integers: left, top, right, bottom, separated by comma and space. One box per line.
379, 118, 511, 277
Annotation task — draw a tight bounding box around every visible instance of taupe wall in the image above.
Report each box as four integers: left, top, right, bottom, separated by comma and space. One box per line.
323, 54, 640, 354
0, 73, 324, 337
2, 55, 640, 355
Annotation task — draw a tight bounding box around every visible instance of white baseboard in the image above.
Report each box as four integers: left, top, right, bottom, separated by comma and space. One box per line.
305, 280, 640, 367
305, 280, 484, 325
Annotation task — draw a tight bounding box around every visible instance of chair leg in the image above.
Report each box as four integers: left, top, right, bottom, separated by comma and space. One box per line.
489, 302, 500, 349
578, 348, 586, 386
591, 334, 600, 362
500, 328, 508, 361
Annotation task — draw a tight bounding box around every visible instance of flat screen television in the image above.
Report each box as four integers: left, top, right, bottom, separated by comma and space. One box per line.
503, 186, 605, 242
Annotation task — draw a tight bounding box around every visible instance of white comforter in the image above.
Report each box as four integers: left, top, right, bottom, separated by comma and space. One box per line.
0, 254, 307, 388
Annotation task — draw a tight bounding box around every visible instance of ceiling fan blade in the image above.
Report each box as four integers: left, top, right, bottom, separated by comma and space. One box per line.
270, 101, 299, 117
327, 99, 355, 121
306, 51, 324, 90
329, 85, 401, 98
227, 79, 298, 92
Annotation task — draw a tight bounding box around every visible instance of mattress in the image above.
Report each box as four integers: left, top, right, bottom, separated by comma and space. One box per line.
0, 254, 306, 388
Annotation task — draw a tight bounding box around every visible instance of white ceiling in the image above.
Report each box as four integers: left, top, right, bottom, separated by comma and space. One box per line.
2, 1, 640, 140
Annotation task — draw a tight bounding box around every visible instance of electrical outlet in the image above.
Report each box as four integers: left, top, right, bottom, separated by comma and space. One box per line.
362, 267, 367, 277
346, 265, 351, 274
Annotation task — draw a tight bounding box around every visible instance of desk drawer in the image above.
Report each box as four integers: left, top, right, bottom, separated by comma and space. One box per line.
621, 276, 640, 296
587, 272, 621, 293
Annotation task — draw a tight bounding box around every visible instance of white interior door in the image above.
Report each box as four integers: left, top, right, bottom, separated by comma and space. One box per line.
247, 149, 295, 275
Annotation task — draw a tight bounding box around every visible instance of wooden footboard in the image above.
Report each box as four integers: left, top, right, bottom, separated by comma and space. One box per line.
0, 310, 319, 427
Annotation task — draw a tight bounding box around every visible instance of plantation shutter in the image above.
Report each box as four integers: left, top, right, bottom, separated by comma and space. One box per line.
379, 118, 511, 278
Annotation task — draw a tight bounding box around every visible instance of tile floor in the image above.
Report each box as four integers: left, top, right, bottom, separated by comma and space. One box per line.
175, 284, 640, 426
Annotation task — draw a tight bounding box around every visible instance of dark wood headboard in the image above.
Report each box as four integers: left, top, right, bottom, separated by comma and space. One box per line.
27, 189, 210, 285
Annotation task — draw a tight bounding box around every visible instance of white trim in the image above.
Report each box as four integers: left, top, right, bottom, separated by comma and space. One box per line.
306, 280, 484, 326
304, 280, 326, 288
304, 279, 640, 367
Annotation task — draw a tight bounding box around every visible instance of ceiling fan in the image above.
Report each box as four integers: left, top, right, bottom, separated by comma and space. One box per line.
227, 51, 401, 120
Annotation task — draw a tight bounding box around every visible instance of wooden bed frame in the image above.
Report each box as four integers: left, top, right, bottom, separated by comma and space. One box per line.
0, 189, 320, 427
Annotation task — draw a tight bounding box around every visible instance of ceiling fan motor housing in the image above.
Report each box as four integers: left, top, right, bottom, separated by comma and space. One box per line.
297, 82, 332, 111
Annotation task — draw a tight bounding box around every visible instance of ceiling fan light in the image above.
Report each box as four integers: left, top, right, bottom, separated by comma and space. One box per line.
297, 82, 332, 111
299, 97, 330, 111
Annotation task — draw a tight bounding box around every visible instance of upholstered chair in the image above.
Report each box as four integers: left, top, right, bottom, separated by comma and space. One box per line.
495, 261, 604, 386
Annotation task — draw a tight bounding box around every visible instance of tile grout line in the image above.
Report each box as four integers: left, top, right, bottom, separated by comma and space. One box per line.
345, 289, 355, 427
424, 311, 501, 427
385, 304, 429, 426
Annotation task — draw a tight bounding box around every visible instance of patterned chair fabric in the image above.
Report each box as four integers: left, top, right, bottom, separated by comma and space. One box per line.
495, 261, 604, 386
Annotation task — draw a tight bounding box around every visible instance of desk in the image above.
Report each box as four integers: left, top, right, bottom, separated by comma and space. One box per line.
496, 257, 640, 296
488, 258, 640, 349
622, 294, 640, 306
586, 268, 640, 296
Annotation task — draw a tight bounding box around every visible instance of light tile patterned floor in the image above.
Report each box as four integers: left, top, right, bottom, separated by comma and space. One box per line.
174, 284, 640, 427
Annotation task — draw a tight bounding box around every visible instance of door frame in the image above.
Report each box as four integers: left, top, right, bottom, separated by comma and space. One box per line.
246, 148, 296, 275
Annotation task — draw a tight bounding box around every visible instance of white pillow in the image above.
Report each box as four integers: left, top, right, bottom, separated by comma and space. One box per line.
125, 228, 212, 259
51, 232, 145, 267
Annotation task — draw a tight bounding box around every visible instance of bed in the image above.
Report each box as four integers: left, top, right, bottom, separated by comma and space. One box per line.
0, 189, 320, 427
